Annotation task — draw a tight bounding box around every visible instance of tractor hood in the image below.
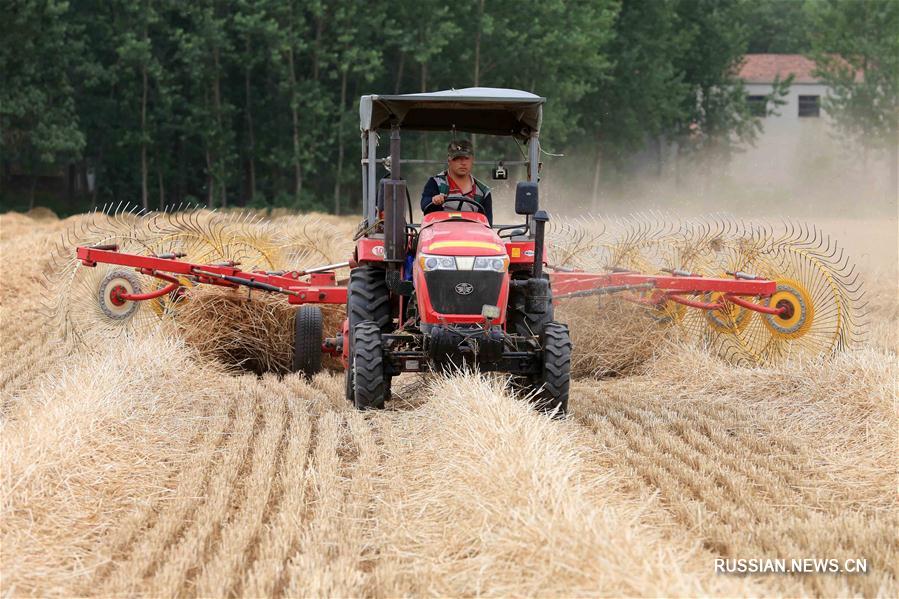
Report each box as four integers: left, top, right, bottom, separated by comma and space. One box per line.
359, 87, 544, 138
418, 214, 505, 257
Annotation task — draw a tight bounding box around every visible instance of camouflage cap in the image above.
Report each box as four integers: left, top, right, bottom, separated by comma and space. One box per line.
447, 139, 474, 159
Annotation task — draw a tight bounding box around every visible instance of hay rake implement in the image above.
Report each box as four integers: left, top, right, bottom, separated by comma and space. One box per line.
546, 213, 864, 366
47, 89, 865, 416
53, 208, 861, 361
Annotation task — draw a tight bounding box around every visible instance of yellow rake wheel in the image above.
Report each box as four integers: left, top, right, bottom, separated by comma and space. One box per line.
762, 279, 814, 340
704, 291, 753, 335
649, 217, 863, 366
704, 237, 855, 366
148, 275, 194, 316
653, 297, 687, 325
149, 210, 281, 272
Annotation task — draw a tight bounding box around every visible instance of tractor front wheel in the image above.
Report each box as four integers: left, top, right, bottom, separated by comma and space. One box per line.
293, 305, 323, 378
533, 321, 572, 417
353, 321, 391, 410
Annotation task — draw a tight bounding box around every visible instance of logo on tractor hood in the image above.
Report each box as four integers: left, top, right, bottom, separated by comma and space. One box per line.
454, 282, 474, 295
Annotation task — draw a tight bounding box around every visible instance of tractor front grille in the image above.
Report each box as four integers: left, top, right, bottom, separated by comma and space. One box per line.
424, 271, 503, 314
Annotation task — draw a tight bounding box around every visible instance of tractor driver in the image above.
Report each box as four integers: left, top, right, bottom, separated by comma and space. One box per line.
421, 139, 494, 225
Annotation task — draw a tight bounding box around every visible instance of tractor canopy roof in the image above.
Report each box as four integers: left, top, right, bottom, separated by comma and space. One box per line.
359, 87, 544, 138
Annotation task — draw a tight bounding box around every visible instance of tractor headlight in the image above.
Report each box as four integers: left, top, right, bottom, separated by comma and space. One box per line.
473, 256, 508, 272
420, 253, 457, 271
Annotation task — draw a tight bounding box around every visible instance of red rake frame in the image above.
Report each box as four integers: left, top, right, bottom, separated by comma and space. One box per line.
550, 271, 782, 316
77, 245, 786, 319
77, 245, 348, 305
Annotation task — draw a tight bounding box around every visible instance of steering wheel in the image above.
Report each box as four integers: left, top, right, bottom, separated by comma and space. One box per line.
439, 194, 485, 214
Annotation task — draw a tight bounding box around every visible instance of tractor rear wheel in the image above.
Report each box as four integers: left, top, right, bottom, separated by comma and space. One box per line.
293, 305, 323, 378
353, 321, 391, 410
345, 266, 392, 403
348, 266, 392, 334
533, 321, 572, 417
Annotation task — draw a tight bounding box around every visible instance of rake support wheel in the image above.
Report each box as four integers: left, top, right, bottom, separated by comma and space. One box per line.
293, 305, 323, 378
98, 270, 142, 321
353, 321, 391, 410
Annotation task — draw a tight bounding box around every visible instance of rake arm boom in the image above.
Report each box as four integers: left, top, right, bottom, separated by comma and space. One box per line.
76, 246, 348, 305
550, 271, 780, 315
551, 271, 776, 296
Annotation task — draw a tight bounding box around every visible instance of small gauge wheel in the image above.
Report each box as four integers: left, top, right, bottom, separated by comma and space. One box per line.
98, 270, 142, 320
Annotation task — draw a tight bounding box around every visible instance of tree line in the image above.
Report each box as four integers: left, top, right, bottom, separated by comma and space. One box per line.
1, 0, 895, 214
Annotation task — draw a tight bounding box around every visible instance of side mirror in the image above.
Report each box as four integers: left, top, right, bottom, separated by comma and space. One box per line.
515, 181, 538, 215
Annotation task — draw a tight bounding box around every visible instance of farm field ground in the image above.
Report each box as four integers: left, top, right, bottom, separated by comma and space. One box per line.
1, 209, 896, 597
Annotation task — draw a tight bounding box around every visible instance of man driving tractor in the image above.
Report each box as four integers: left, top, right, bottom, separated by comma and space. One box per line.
421, 139, 494, 225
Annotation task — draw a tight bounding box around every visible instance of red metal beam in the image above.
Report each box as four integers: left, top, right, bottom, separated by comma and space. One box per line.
724, 293, 786, 316
549, 271, 776, 297
77, 246, 348, 305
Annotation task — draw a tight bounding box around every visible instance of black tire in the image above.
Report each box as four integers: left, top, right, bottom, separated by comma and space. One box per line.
346, 266, 392, 404
533, 321, 572, 417
345, 362, 355, 403
353, 321, 391, 410
345, 336, 392, 403
293, 305, 323, 378
508, 303, 555, 338
507, 276, 554, 338
347, 266, 392, 336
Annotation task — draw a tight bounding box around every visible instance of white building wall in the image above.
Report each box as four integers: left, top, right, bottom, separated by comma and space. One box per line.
735, 82, 845, 188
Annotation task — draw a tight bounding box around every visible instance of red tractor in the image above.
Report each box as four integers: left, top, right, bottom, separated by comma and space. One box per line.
332, 89, 572, 413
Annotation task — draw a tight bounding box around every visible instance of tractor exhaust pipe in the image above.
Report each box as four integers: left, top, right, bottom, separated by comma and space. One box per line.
532, 210, 548, 279
383, 124, 407, 292
526, 210, 551, 314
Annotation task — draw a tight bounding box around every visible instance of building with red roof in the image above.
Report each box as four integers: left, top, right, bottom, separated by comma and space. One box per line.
738, 54, 822, 84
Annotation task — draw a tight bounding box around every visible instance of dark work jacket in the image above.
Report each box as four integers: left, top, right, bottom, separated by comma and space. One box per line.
420, 171, 493, 225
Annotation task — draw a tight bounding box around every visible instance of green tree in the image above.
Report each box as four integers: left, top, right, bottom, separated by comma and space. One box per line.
809, 0, 899, 196
745, 0, 812, 54
173, 0, 237, 207
475, 0, 617, 145
670, 0, 767, 176
68, 0, 121, 208
328, 0, 384, 214
582, 0, 689, 204
268, 0, 317, 204
1, 0, 85, 208
113, 0, 164, 210
232, 0, 279, 204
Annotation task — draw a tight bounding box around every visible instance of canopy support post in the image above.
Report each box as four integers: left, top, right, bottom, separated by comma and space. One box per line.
367, 130, 378, 227
528, 132, 539, 183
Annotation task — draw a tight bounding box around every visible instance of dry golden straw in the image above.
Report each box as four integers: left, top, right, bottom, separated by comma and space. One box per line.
1, 209, 895, 597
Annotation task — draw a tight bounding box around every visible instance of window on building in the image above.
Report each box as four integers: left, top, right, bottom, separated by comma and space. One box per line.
746, 95, 767, 116
798, 95, 820, 118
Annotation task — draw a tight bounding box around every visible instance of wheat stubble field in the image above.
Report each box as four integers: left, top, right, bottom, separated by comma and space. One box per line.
1, 209, 896, 597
